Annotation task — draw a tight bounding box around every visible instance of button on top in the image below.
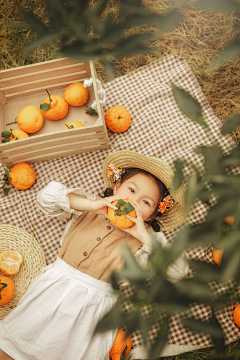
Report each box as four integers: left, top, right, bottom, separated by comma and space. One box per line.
96, 237, 101, 241
107, 226, 111, 230
83, 251, 88, 256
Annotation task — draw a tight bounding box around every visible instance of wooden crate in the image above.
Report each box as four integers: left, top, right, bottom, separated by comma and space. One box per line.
0, 58, 110, 167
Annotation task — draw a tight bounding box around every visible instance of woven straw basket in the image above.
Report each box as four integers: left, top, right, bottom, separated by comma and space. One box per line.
0, 224, 46, 320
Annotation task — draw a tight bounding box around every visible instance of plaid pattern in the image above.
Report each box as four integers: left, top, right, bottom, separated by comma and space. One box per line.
0, 54, 239, 356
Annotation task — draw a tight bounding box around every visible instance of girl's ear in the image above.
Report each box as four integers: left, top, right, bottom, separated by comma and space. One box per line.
113, 180, 121, 195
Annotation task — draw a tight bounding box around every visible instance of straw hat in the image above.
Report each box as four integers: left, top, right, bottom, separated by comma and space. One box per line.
0, 224, 46, 320
102, 150, 186, 231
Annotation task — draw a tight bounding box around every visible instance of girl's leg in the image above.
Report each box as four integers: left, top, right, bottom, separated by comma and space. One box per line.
0, 350, 13, 360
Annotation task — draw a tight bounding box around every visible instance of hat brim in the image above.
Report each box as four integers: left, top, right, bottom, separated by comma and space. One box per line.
102, 150, 186, 231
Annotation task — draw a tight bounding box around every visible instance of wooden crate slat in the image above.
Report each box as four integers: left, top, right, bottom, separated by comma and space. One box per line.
0, 58, 83, 79
0, 64, 87, 88
2, 71, 88, 96
1, 144, 110, 167
0, 125, 105, 149
4, 78, 90, 100
0, 137, 109, 159
0, 133, 108, 155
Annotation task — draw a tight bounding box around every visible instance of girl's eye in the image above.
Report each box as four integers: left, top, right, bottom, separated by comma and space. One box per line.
129, 188, 135, 193
143, 200, 150, 206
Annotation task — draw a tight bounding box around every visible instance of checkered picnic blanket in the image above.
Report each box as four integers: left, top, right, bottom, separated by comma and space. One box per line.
0, 54, 239, 357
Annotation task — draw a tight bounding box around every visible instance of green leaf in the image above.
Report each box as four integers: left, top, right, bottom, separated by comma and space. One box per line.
85, 106, 98, 116
213, 37, 240, 67
1, 131, 11, 138
221, 114, 240, 136
114, 200, 135, 216
3, 187, 10, 197
148, 317, 170, 358
184, 171, 198, 216
168, 225, 189, 263
40, 103, 51, 112
220, 248, 240, 282
173, 158, 185, 193
172, 84, 208, 128
181, 317, 224, 339
2, 138, 10, 143
195, 0, 240, 12
94, 303, 121, 334
120, 345, 128, 360
118, 244, 149, 281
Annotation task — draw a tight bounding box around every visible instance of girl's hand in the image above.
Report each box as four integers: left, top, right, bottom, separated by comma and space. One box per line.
90, 195, 128, 217
121, 202, 152, 246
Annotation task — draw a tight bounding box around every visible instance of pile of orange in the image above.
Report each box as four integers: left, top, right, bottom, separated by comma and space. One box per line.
108, 199, 136, 229
9, 162, 36, 190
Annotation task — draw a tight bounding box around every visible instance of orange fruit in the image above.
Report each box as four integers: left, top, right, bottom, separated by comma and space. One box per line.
0, 250, 23, 276
233, 304, 240, 328
9, 129, 29, 141
213, 248, 223, 265
64, 82, 89, 107
17, 105, 44, 134
9, 162, 36, 190
42, 95, 68, 120
105, 106, 131, 133
64, 121, 85, 130
108, 199, 136, 229
0, 276, 15, 305
225, 216, 235, 225
109, 329, 132, 360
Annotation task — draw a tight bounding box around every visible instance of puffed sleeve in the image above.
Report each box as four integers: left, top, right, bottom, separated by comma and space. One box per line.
36, 181, 97, 221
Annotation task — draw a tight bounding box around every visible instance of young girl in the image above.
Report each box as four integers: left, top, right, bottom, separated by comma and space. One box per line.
0, 150, 188, 360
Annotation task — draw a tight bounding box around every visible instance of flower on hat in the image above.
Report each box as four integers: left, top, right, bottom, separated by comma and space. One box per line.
158, 190, 177, 214
107, 164, 125, 183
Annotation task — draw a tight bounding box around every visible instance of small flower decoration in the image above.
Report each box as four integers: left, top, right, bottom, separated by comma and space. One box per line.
107, 164, 125, 183
158, 189, 177, 214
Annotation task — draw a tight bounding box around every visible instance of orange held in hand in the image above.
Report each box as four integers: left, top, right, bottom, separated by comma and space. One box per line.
41, 89, 68, 120
109, 329, 132, 360
233, 304, 240, 328
213, 248, 223, 265
0, 276, 15, 305
9, 162, 36, 190
0, 250, 23, 276
64, 82, 89, 107
105, 106, 131, 133
108, 199, 136, 229
17, 105, 44, 133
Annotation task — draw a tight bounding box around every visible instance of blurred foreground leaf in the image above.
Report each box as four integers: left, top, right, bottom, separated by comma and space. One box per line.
195, 0, 240, 12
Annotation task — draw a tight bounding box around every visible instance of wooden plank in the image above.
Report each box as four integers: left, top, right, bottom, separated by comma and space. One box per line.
0, 133, 109, 156
0, 64, 87, 88
0, 125, 105, 150
1, 143, 110, 166
4, 78, 90, 100
2, 72, 88, 96
0, 58, 83, 79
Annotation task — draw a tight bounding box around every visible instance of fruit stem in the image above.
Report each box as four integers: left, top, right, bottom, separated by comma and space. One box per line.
6, 120, 17, 126
45, 88, 52, 104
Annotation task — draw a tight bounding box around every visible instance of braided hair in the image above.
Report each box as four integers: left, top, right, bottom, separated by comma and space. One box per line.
103, 168, 167, 232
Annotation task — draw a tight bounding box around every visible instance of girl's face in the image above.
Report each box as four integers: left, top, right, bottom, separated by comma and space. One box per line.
113, 173, 161, 221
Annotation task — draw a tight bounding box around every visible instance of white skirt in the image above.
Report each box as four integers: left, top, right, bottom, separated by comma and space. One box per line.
0, 257, 118, 360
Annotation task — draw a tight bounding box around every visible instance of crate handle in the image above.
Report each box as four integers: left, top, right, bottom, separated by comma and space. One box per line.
83, 78, 106, 110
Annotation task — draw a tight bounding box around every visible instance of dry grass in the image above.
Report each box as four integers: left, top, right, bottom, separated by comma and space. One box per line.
1, 0, 240, 144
